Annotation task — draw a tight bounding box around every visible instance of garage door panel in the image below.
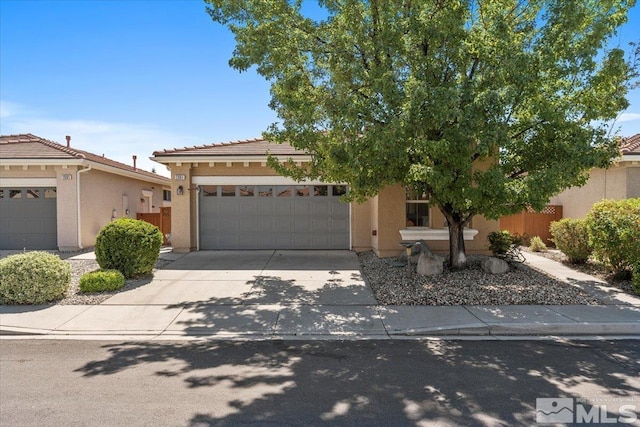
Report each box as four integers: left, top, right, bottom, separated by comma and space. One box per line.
274, 218, 294, 232
199, 185, 348, 250
293, 216, 310, 232
0, 187, 57, 250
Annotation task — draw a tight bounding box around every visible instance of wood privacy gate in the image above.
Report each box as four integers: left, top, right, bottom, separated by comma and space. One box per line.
499, 205, 562, 246
137, 207, 172, 246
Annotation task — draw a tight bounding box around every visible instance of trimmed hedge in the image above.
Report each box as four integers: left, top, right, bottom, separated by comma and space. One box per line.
586, 198, 640, 275
550, 218, 592, 264
80, 269, 125, 293
0, 252, 70, 304
95, 218, 163, 279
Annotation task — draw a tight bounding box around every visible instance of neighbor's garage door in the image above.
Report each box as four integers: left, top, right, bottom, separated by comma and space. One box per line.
199, 184, 349, 249
0, 187, 57, 250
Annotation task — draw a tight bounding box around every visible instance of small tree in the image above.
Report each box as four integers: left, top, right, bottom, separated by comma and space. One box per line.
207, 0, 636, 268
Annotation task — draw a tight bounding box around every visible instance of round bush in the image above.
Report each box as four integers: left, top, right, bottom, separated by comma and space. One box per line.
550, 218, 592, 264
95, 218, 163, 279
528, 236, 547, 252
0, 252, 71, 304
80, 269, 125, 293
586, 198, 640, 274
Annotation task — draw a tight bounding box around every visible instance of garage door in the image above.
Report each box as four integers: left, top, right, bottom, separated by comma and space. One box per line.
0, 187, 57, 250
199, 184, 349, 249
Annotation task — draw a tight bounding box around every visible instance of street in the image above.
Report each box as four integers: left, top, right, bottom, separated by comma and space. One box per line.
1, 339, 638, 426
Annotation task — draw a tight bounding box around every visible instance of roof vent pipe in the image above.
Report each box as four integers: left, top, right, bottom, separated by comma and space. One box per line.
65, 135, 71, 147
132, 155, 137, 170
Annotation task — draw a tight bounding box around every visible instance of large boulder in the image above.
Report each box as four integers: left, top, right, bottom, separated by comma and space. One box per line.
481, 257, 510, 274
417, 252, 445, 276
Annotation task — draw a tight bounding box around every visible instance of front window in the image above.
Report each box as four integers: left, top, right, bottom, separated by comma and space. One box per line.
406, 187, 429, 227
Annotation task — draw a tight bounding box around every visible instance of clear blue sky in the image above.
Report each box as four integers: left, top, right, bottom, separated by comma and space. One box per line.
1, 0, 639, 176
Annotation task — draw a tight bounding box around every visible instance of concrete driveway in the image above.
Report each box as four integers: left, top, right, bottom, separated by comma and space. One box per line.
102, 250, 376, 307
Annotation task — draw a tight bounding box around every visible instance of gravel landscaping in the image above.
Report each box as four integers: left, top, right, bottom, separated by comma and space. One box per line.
59, 257, 173, 305
358, 251, 603, 305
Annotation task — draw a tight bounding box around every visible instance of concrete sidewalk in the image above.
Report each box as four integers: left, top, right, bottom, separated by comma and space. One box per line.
1, 250, 639, 340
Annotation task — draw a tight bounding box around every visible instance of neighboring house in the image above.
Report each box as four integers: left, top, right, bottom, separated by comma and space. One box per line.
0, 134, 170, 251
549, 134, 640, 218
152, 138, 499, 256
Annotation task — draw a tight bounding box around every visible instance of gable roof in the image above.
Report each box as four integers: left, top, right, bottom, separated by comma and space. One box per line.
0, 133, 169, 185
152, 137, 305, 160
621, 133, 640, 155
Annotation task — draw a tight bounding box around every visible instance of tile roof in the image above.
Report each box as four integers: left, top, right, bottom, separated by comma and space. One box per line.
0, 133, 168, 183
152, 137, 305, 157
621, 133, 640, 155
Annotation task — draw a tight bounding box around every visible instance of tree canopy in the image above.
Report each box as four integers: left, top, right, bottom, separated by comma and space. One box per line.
206, 0, 637, 267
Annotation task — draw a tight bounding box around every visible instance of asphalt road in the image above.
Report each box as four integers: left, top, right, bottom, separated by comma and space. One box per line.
1, 339, 638, 426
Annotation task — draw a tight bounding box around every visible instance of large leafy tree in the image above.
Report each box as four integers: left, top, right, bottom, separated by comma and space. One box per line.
206, 0, 636, 268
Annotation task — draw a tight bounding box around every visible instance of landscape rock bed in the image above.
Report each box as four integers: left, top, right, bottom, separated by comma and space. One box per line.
358, 251, 603, 306
59, 257, 173, 305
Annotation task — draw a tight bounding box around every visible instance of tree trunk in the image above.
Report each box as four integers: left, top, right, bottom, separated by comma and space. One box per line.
448, 221, 467, 270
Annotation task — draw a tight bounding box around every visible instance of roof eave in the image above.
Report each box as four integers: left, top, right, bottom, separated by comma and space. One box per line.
150, 154, 312, 164
0, 158, 169, 185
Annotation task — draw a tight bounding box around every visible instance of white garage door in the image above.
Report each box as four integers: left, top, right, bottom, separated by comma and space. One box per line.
0, 187, 57, 250
199, 184, 349, 250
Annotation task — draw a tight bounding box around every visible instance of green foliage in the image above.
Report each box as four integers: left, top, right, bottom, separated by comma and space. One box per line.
95, 218, 163, 279
488, 231, 519, 256
79, 269, 125, 293
0, 252, 70, 304
550, 218, 592, 264
206, 0, 635, 269
528, 236, 547, 252
632, 264, 640, 296
586, 198, 640, 274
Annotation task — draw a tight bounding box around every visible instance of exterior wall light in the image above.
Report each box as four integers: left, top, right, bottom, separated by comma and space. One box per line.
176, 185, 184, 196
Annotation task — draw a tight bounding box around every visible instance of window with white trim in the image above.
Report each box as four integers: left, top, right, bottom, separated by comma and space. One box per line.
406, 187, 429, 227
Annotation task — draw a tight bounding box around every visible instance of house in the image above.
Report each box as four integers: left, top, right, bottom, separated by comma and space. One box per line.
549, 134, 640, 218
0, 134, 171, 251
151, 138, 499, 256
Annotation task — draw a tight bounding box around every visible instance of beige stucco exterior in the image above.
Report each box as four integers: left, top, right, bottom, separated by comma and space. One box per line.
0, 164, 170, 251
164, 160, 498, 257
549, 161, 640, 219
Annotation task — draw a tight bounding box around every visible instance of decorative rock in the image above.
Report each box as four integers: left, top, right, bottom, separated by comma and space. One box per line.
416, 252, 445, 276
481, 257, 510, 274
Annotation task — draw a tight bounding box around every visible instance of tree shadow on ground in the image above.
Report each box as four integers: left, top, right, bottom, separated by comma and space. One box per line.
74, 339, 640, 426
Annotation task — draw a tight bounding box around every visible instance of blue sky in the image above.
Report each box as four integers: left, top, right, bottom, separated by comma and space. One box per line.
1, 0, 639, 176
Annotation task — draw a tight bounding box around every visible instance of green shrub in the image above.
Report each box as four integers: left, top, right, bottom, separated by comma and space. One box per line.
487, 231, 523, 256
80, 269, 125, 293
632, 264, 640, 296
0, 252, 70, 304
95, 218, 163, 279
550, 218, 592, 264
586, 198, 640, 275
528, 236, 547, 252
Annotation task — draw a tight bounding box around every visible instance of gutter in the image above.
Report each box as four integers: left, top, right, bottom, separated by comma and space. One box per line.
76, 164, 92, 249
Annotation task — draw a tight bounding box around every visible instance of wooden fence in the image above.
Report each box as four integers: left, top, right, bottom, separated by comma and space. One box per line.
499, 205, 562, 246
137, 207, 171, 246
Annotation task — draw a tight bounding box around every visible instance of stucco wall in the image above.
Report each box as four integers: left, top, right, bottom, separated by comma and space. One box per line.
351, 199, 372, 252
627, 167, 640, 198
371, 184, 406, 257
55, 166, 80, 251
169, 164, 194, 252
550, 165, 629, 219
78, 168, 167, 248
